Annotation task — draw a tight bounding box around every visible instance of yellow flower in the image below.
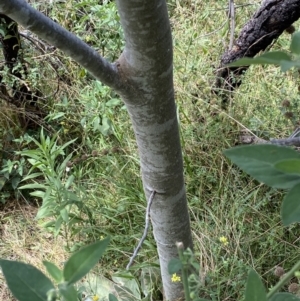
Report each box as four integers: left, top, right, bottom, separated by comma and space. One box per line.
219, 236, 229, 246
171, 273, 181, 282
92, 295, 99, 301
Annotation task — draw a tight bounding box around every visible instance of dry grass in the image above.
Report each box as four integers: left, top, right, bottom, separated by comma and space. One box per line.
0, 201, 68, 300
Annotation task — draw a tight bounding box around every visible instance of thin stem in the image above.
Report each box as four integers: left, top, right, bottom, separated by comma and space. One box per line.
126, 190, 155, 270
177, 242, 191, 301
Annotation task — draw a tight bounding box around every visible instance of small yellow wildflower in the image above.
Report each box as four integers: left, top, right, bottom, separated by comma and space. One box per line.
219, 236, 229, 246
171, 273, 181, 282
92, 295, 99, 301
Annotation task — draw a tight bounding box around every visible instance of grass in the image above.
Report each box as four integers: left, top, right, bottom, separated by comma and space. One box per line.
1, 0, 300, 300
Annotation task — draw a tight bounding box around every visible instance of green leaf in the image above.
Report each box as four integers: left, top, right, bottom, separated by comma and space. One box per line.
65, 175, 74, 189
109, 293, 119, 301
270, 292, 300, 301
168, 258, 182, 274
58, 283, 78, 301
21, 172, 43, 181
140, 266, 161, 299
43, 261, 63, 283
106, 98, 121, 107
30, 190, 46, 198
112, 273, 140, 299
245, 270, 267, 301
11, 176, 21, 190
19, 183, 47, 190
63, 237, 110, 285
36, 205, 53, 219
224, 145, 300, 189
54, 216, 63, 237
60, 208, 69, 222
275, 159, 300, 174
82, 273, 116, 301
281, 183, 300, 226
280, 60, 300, 72
0, 259, 55, 301
291, 32, 300, 55
228, 51, 292, 67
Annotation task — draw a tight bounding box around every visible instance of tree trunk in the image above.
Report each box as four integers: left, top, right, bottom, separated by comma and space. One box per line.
0, 13, 45, 129
214, 0, 300, 105
0, 1, 193, 300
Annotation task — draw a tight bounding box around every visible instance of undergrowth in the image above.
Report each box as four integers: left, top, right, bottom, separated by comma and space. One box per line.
1, 0, 300, 300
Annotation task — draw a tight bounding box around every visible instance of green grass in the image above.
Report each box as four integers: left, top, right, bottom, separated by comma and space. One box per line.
1, 0, 300, 300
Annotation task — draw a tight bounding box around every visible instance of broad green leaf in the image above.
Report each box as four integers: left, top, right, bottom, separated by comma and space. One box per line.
58, 283, 78, 301
168, 258, 182, 274
82, 273, 116, 301
43, 261, 63, 282
291, 32, 300, 55
245, 270, 267, 301
106, 98, 121, 107
228, 51, 292, 67
112, 273, 140, 299
99, 117, 112, 136
281, 183, 300, 226
65, 175, 75, 189
270, 292, 300, 301
140, 266, 161, 299
0, 259, 54, 301
224, 145, 300, 189
63, 237, 110, 285
275, 159, 300, 174
109, 293, 119, 301
280, 60, 300, 72
11, 176, 21, 190
60, 208, 69, 222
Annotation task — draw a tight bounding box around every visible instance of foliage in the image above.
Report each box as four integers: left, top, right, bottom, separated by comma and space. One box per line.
46, 0, 123, 62
13, 130, 95, 244
0, 157, 24, 202
0, 237, 110, 301
2, 1, 300, 301
168, 245, 300, 301
222, 29, 300, 301
225, 30, 300, 227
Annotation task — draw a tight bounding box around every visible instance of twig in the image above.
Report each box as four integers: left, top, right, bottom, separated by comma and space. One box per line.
268, 127, 300, 147
269, 137, 300, 147
126, 190, 156, 270
228, 0, 235, 50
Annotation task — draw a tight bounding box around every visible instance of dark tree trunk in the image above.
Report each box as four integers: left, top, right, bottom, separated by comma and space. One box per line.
214, 0, 300, 106
0, 14, 45, 129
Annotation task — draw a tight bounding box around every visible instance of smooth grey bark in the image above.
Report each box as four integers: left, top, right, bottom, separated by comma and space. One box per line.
115, 1, 193, 299
0, 0, 193, 300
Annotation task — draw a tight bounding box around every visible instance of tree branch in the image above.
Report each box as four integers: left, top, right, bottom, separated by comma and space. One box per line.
0, 0, 125, 93
214, 0, 300, 103
269, 137, 300, 147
